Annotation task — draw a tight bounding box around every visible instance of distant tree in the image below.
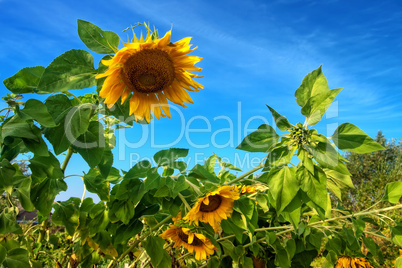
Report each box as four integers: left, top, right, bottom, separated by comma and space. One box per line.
341, 131, 402, 211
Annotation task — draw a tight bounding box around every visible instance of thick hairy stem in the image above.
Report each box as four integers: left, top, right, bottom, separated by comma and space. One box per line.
61, 147, 74, 173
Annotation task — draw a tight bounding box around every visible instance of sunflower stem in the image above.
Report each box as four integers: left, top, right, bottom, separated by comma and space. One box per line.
225, 162, 264, 186
107, 215, 173, 268
185, 178, 202, 195
178, 193, 192, 212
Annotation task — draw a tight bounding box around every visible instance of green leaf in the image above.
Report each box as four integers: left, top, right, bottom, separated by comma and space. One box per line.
52, 198, 80, 235
21, 126, 49, 157
83, 168, 110, 201
362, 236, 378, 257
0, 159, 16, 194
304, 138, 339, 168
2, 248, 30, 268
143, 236, 171, 268
144, 168, 161, 190
77, 19, 120, 54
0, 208, 22, 234
117, 177, 145, 205
110, 200, 135, 224
154, 148, 189, 167
98, 149, 113, 178
124, 160, 152, 179
29, 153, 64, 179
391, 225, 402, 247
189, 164, 220, 184
1, 114, 39, 142
42, 95, 73, 154
267, 166, 299, 214
0, 244, 6, 265
72, 121, 105, 168
3, 66, 45, 94
301, 87, 342, 126
114, 219, 143, 244
12, 177, 35, 211
331, 123, 385, 153
220, 218, 246, 243
29, 153, 66, 215
37, 49, 97, 93
298, 166, 327, 211
88, 203, 109, 234
382, 181, 402, 204
17, 99, 56, 127
282, 193, 302, 229
264, 146, 295, 170
295, 65, 329, 107
267, 105, 292, 131
236, 124, 278, 152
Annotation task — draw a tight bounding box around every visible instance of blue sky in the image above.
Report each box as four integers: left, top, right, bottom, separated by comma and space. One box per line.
1, 0, 401, 201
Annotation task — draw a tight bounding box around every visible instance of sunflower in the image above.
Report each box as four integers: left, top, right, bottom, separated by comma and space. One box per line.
240, 185, 256, 194
160, 218, 215, 261
96, 28, 203, 122
335, 256, 373, 268
184, 186, 240, 232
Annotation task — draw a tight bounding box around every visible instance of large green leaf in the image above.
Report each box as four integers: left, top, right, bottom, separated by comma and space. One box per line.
154, 148, 189, 167
12, 177, 35, 211
3, 66, 45, 94
124, 160, 152, 179
29, 153, 63, 179
83, 168, 110, 201
21, 126, 49, 157
114, 219, 143, 244
2, 248, 30, 268
382, 181, 402, 204
267, 166, 299, 214
304, 138, 339, 168
29, 153, 66, 215
0, 159, 16, 194
237, 124, 278, 152
0, 208, 22, 234
295, 66, 329, 107
331, 123, 385, 153
77, 19, 120, 54
72, 121, 105, 168
301, 87, 342, 126
1, 114, 39, 142
43, 95, 73, 154
189, 164, 220, 184
52, 198, 80, 235
298, 166, 327, 211
17, 99, 56, 127
143, 236, 172, 268
391, 225, 402, 247
37, 49, 97, 93
267, 105, 292, 131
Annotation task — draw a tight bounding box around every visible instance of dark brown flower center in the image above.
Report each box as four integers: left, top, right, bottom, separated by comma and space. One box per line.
177, 230, 203, 246
199, 195, 222, 212
122, 49, 175, 94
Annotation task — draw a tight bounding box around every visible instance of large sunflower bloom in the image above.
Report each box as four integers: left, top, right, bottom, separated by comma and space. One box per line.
160, 222, 215, 261
335, 256, 373, 268
96, 29, 203, 122
184, 186, 240, 232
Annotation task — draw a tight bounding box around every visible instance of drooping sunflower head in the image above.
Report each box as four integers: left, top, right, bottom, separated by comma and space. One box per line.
96, 26, 203, 123
160, 225, 216, 261
335, 256, 374, 268
184, 185, 240, 232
